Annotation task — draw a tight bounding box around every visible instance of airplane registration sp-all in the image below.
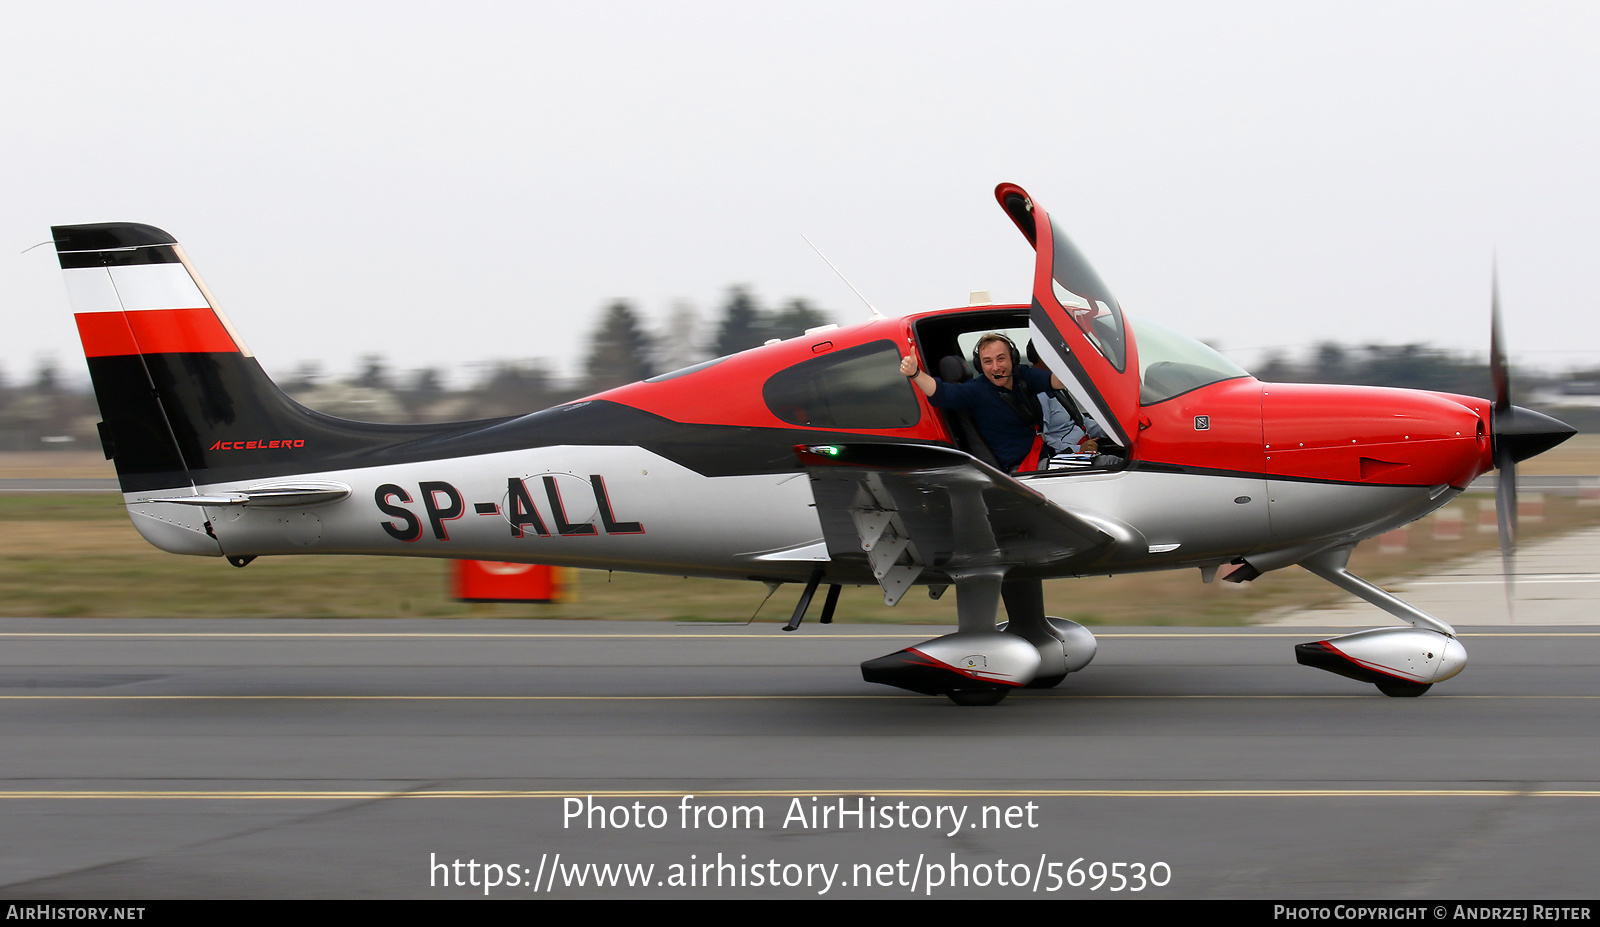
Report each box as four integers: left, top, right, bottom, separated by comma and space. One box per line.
51, 184, 1574, 704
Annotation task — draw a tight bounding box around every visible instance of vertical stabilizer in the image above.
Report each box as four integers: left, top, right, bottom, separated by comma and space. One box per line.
55, 222, 254, 495
53, 222, 478, 498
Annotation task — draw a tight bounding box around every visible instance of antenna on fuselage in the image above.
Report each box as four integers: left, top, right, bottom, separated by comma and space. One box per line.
802, 234, 885, 321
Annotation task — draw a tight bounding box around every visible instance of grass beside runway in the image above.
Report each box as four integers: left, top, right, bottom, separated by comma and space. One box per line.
2, 488, 1598, 624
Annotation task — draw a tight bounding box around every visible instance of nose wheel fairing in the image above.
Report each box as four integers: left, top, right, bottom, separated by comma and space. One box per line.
1295, 627, 1467, 689
1290, 546, 1468, 696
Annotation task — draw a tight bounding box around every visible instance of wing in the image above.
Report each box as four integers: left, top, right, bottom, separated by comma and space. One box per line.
796, 442, 1115, 605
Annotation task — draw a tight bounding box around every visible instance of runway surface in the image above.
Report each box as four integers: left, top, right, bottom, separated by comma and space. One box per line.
1, 616, 1598, 899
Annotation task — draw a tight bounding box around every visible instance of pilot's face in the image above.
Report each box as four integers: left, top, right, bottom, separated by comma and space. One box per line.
978, 340, 1013, 386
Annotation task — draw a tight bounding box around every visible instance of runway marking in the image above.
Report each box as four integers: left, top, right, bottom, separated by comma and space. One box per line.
0, 632, 925, 640
1, 788, 1598, 800
1453, 632, 1600, 637
0, 693, 1595, 701
0, 631, 1259, 639
1, 631, 1598, 640
1411, 575, 1600, 586
0, 694, 914, 701
1421, 572, 1600, 578
0, 488, 115, 493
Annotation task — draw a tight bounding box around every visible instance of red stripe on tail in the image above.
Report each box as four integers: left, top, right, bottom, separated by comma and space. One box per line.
76, 308, 238, 357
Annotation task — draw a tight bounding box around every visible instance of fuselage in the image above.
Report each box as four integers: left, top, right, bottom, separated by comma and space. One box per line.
133, 304, 1496, 588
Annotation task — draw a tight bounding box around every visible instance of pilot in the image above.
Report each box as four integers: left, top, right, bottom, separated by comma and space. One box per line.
1025, 340, 1103, 455
900, 332, 1063, 473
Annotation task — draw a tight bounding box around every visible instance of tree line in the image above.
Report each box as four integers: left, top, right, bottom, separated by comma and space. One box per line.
1253, 342, 1494, 396
584, 288, 828, 391
6, 302, 1598, 451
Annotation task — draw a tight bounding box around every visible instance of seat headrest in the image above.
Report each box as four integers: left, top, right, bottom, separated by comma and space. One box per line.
938, 355, 970, 383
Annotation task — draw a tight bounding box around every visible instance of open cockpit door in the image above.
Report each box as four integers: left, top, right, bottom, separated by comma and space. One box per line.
997, 183, 1142, 450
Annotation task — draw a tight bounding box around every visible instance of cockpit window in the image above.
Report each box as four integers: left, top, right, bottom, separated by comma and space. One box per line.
1131, 317, 1250, 405
763, 339, 921, 429
1049, 215, 1127, 372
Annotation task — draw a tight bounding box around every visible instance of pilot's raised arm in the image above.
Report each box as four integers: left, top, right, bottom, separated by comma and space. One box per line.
899, 353, 939, 397
899, 334, 1059, 473
901, 350, 1063, 396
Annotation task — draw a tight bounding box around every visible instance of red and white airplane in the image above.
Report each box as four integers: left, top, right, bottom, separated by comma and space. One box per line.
51, 183, 1573, 704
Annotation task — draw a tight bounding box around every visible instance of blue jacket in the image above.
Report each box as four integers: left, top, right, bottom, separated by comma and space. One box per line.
929, 366, 1052, 471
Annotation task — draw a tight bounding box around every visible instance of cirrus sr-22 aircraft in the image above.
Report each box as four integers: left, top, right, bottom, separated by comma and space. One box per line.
50, 183, 1574, 704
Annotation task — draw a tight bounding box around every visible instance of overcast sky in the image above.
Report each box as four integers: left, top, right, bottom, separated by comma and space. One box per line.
4, 1, 1597, 389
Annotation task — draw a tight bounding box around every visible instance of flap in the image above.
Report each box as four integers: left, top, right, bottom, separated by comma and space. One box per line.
796, 442, 1115, 604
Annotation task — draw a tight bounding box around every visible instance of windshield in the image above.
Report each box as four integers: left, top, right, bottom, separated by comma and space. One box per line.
1131, 317, 1250, 405
1048, 215, 1127, 372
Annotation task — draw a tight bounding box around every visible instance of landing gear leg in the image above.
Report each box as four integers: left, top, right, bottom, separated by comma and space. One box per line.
783, 568, 823, 631
1000, 578, 1098, 688
1293, 547, 1466, 696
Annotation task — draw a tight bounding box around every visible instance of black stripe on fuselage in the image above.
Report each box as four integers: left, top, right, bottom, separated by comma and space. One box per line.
91, 350, 942, 492
95, 348, 1449, 494
1122, 459, 1458, 490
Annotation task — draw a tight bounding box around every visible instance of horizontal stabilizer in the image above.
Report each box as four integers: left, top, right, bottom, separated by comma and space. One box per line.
151, 482, 351, 508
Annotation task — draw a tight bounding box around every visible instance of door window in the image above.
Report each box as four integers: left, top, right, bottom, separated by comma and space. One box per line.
762, 340, 921, 429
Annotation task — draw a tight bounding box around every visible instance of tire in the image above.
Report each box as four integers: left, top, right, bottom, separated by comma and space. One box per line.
946, 688, 1009, 706
1376, 681, 1432, 698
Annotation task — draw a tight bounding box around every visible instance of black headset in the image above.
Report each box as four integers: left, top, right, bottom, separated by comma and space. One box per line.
970, 332, 1021, 376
